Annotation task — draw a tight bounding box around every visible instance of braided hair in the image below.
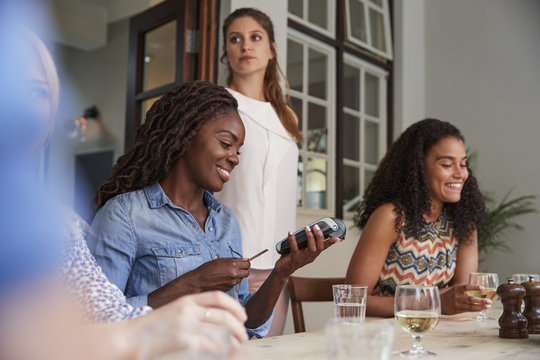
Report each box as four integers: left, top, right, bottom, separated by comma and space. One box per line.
354, 118, 487, 243
96, 81, 238, 208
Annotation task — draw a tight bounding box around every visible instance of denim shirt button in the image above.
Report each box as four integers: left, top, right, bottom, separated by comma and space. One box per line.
177, 249, 183, 255
208, 226, 213, 232
214, 254, 220, 259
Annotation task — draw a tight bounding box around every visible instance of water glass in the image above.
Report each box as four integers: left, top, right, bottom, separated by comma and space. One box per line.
332, 284, 368, 321
326, 318, 394, 360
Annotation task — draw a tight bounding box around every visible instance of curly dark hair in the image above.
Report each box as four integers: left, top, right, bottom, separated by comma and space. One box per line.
96, 81, 238, 208
354, 118, 487, 243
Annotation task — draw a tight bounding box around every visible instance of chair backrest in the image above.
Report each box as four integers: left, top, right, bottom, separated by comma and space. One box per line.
288, 276, 345, 333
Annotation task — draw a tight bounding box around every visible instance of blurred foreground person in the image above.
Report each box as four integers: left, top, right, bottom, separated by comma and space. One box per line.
0, 10, 247, 360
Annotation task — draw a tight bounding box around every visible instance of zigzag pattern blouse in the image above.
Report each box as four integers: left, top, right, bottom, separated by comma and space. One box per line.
372, 209, 458, 296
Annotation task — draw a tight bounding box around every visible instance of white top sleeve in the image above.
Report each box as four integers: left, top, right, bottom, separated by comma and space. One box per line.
216, 89, 299, 269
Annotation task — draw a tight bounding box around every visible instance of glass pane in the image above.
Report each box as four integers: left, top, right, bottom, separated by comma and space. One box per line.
364, 168, 375, 193
287, 39, 304, 92
344, 63, 360, 110
143, 20, 176, 91
306, 158, 327, 209
140, 95, 161, 124
364, 72, 379, 116
349, 0, 367, 43
291, 97, 303, 148
364, 121, 379, 165
297, 155, 303, 206
343, 165, 360, 213
343, 113, 360, 161
369, 0, 382, 7
308, 0, 327, 29
307, 102, 327, 153
308, 48, 327, 99
288, 0, 303, 17
369, 8, 386, 52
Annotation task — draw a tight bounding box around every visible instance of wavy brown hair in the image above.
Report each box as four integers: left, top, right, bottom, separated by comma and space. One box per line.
221, 7, 302, 142
354, 118, 487, 243
96, 81, 238, 208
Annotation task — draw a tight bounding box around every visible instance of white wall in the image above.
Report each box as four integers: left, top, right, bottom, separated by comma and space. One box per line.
393, 0, 426, 133
48, 19, 129, 206
424, 0, 540, 279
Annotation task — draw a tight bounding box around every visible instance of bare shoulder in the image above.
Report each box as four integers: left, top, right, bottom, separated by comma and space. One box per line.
369, 203, 399, 225
286, 106, 299, 125
360, 203, 401, 246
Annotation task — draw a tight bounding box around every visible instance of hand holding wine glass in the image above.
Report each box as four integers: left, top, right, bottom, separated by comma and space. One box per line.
395, 285, 441, 359
467, 272, 499, 321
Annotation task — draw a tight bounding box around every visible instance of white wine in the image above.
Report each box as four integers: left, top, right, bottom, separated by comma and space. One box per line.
395, 311, 440, 335
467, 289, 498, 301
335, 302, 366, 318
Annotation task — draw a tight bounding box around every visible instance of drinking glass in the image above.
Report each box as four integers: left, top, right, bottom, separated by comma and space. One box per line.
394, 285, 441, 359
332, 285, 368, 321
326, 318, 394, 360
467, 272, 499, 321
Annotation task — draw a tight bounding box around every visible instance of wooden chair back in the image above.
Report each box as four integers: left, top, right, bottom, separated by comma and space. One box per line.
288, 276, 345, 333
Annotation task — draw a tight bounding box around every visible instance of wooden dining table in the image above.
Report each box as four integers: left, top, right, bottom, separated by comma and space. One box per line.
242, 310, 540, 359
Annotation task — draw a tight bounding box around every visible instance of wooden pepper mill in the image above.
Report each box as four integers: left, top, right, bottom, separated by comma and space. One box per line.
497, 278, 528, 339
522, 275, 540, 334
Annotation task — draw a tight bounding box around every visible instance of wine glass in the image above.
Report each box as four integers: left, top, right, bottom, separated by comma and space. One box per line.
467, 272, 499, 321
394, 285, 441, 359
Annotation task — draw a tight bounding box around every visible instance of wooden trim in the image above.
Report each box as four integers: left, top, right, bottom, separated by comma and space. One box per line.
197, 0, 218, 81
182, 0, 195, 82
134, 83, 177, 101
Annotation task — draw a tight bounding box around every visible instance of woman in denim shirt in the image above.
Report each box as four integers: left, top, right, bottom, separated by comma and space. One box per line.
90, 81, 339, 338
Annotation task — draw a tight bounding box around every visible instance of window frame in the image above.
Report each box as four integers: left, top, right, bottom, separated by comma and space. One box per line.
288, 0, 394, 219
288, 28, 337, 216
345, 0, 393, 60
288, 0, 337, 39
341, 54, 388, 218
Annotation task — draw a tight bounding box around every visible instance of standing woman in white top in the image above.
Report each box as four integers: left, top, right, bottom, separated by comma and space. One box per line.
218, 8, 302, 336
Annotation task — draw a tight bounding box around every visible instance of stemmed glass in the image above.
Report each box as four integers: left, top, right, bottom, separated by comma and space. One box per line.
467, 272, 499, 321
395, 285, 441, 359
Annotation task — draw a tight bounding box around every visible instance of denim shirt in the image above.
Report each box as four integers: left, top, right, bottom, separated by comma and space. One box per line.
88, 183, 272, 338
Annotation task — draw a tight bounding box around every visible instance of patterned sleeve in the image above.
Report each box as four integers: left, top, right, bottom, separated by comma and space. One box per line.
62, 209, 152, 322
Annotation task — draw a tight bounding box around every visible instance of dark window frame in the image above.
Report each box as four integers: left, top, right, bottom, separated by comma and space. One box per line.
288, 0, 394, 219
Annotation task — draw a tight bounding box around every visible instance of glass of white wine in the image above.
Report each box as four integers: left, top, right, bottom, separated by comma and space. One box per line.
467, 272, 499, 321
395, 285, 441, 359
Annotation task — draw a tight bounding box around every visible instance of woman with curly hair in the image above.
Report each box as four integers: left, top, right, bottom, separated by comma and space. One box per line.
346, 118, 490, 317
90, 81, 338, 338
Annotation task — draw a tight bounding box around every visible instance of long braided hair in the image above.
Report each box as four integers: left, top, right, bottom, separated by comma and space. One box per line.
96, 81, 238, 208
221, 7, 302, 142
354, 118, 487, 243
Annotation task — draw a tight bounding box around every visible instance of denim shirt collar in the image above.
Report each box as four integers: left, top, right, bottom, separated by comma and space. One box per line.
143, 182, 222, 213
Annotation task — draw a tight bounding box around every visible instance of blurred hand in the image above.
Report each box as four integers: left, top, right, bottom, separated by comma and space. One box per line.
440, 284, 492, 315
152, 291, 248, 346
274, 224, 339, 277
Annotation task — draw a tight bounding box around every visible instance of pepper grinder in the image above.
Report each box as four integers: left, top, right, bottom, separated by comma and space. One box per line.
522, 275, 540, 334
497, 277, 528, 339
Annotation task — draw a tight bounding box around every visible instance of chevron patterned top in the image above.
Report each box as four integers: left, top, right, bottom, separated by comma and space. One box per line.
372, 209, 458, 296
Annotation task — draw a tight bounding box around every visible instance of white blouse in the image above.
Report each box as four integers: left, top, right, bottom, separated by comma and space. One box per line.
217, 89, 299, 269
